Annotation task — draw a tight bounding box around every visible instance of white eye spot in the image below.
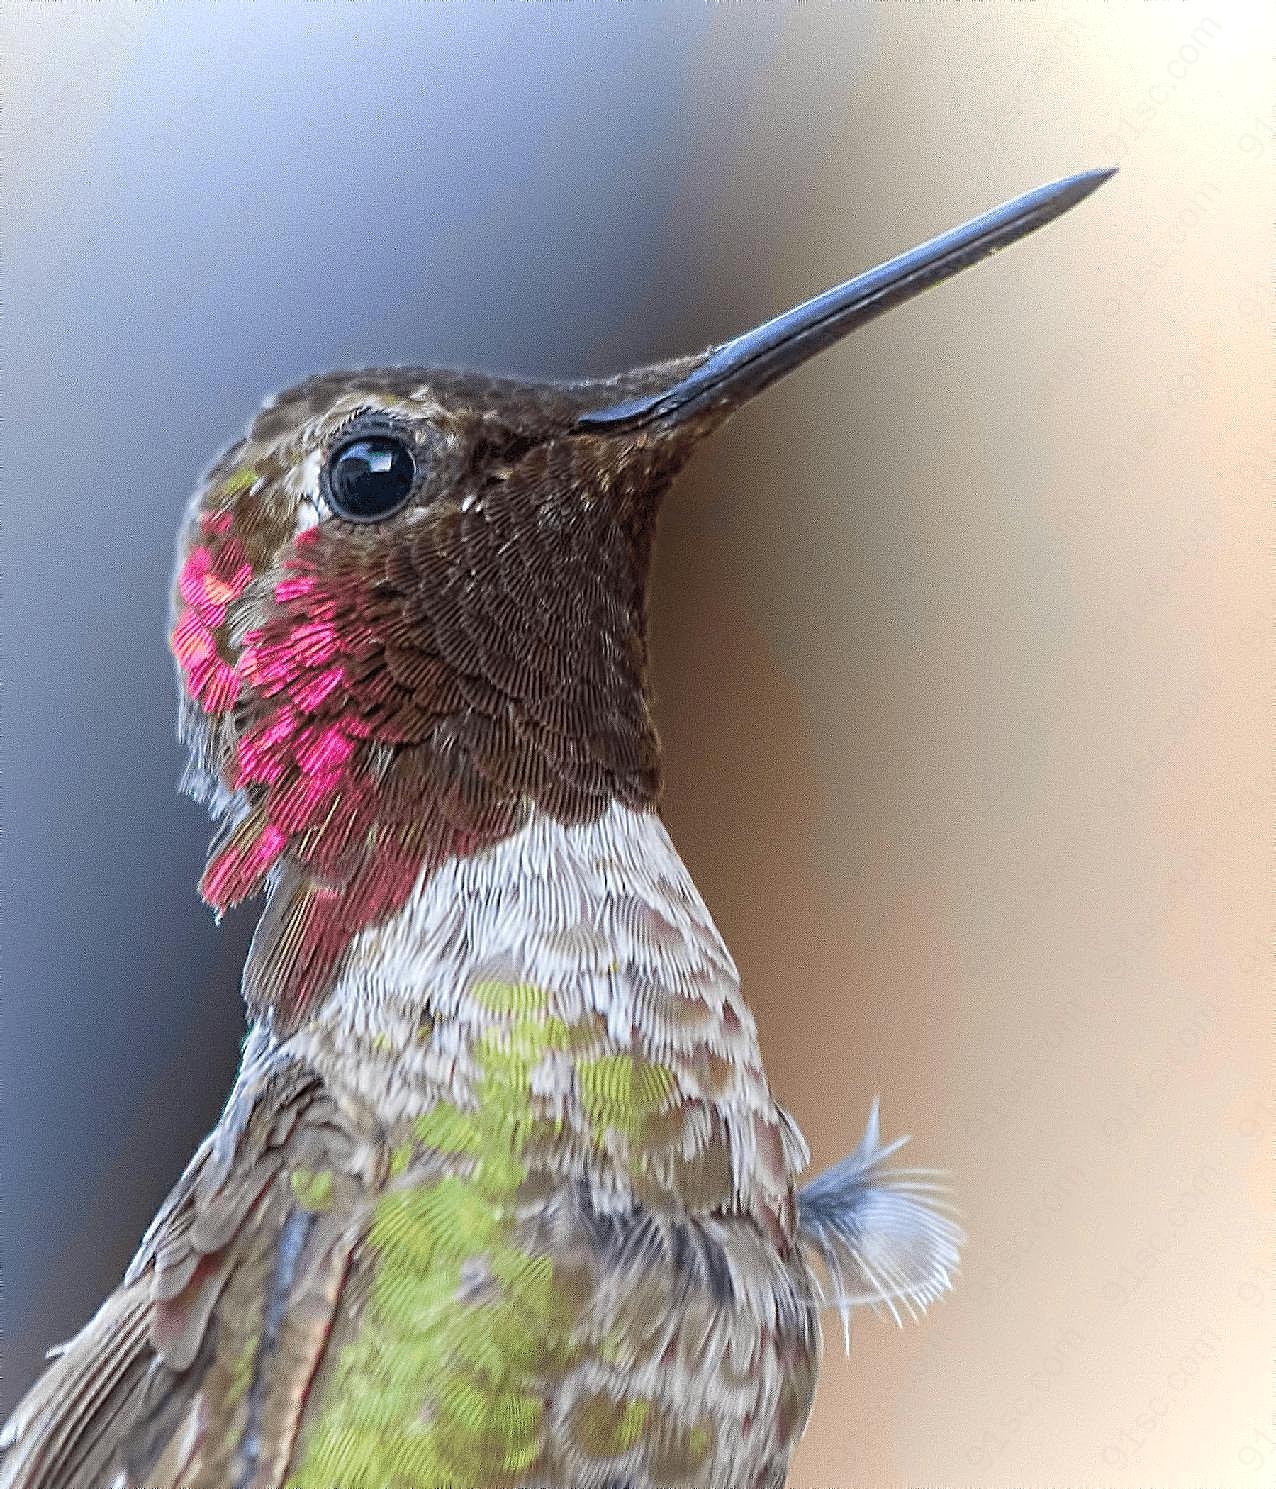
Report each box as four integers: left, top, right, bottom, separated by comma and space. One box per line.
297, 448, 323, 501
295, 500, 320, 534
459, 491, 482, 513
288, 449, 323, 533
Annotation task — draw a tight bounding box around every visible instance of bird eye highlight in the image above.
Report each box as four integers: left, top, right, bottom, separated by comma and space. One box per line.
321, 426, 417, 522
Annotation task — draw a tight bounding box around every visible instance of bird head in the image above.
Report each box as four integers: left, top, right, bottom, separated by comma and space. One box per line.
170, 169, 1112, 1030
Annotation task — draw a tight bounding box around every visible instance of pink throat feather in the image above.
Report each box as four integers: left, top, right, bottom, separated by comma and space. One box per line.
172, 515, 439, 1025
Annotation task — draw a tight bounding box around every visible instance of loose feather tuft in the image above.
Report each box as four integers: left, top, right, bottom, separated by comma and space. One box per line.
796, 1098, 964, 1351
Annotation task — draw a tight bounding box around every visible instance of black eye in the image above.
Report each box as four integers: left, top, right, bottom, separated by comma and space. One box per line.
322, 431, 417, 522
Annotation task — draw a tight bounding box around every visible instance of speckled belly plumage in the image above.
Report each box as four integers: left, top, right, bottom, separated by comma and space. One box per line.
283, 987, 819, 1489
0, 810, 826, 1489
261, 808, 822, 1489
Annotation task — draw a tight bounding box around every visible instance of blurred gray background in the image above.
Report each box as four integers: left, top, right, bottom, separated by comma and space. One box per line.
0, 0, 802, 1405
3, 4, 1270, 1485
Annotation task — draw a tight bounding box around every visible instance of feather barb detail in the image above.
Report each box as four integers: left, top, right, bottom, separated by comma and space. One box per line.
796, 1098, 964, 1352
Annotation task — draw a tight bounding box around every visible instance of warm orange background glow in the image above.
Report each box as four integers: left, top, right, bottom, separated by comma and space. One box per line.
655, 5, 1271, 1485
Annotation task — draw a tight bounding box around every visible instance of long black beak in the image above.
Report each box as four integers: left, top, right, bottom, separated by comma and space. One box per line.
577, 167, 1116, 430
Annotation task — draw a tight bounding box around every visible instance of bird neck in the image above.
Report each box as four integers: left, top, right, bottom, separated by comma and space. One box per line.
282, 802, 795, 1227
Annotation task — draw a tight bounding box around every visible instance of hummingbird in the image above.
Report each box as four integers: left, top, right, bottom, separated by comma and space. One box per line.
2, 167, 1111, 1489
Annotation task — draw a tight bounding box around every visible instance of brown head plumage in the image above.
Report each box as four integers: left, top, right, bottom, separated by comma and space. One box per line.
171, 362, 717, 1031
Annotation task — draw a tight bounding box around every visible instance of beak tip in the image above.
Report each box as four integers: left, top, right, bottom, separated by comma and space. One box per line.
1058, 164, 1119, 206
1011, 165, 1118, 241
